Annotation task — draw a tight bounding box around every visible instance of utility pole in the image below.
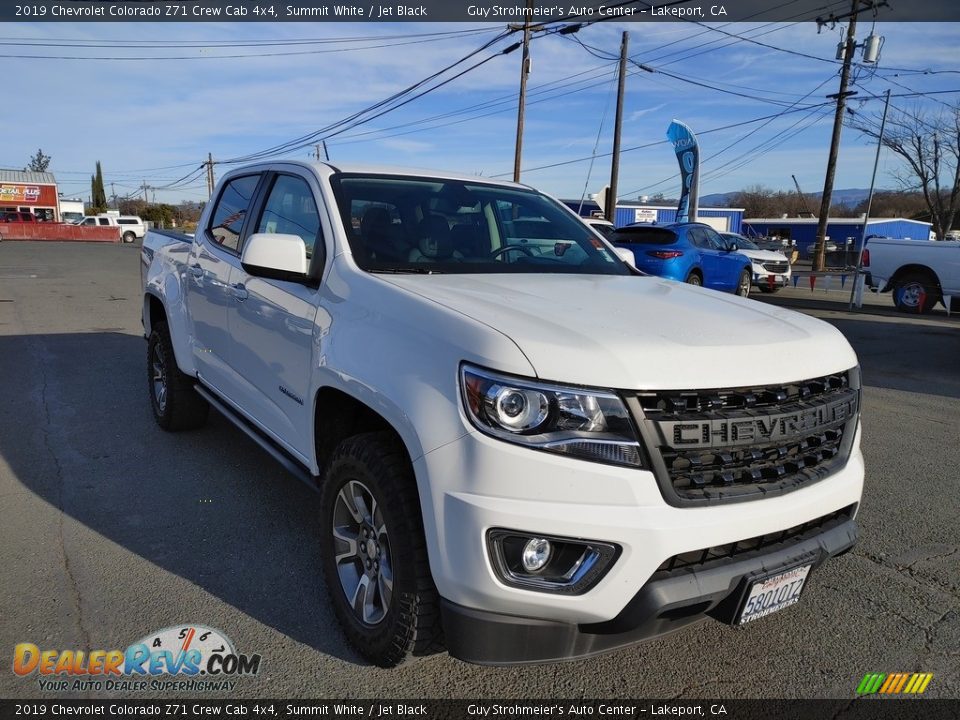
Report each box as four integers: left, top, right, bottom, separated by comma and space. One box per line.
110, 181, 116, 208
849, 88, 891, 309
314, 142, 330, 161
142, 180, 149, 203
813, 0, 865, 271
206, 153, 215, 199
607, 31, 629, 222
511, 0, 534, 183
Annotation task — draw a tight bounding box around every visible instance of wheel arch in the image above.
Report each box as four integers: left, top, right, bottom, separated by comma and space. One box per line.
884, 264, 941, 295
312, 385, 421, 480
142, 290, 196, 377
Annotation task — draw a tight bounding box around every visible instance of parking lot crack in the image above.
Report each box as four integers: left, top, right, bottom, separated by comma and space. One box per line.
921, 610, 957, 659
853, 550, 960, 603
33, 338, 92, 653
665, 679, 740, 700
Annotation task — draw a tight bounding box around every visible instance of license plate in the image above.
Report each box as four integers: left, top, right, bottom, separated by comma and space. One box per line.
737, 564, 811, 625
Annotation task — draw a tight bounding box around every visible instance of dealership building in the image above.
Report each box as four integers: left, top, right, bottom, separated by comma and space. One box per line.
566, 199, 745, 233
0, 169, 61, 221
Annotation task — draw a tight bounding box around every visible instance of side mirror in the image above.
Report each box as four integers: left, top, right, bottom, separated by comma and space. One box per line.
614, 247, 636, 267
241, 233, 308, 282
728, 243, 739, 252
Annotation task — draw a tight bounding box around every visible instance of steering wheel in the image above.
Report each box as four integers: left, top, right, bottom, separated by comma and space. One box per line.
489, 244, 535, 260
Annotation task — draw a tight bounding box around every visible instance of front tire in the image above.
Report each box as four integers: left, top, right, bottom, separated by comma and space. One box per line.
735, 269, 751, 298
320, 432, 442, 667
147, 321, 209, 431
893, 271, 938, 314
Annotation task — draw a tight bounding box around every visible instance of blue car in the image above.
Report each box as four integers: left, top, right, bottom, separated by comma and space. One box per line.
611, 222, 754, 297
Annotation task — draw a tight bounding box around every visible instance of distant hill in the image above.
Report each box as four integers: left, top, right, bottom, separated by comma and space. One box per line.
701, 188, 872, 208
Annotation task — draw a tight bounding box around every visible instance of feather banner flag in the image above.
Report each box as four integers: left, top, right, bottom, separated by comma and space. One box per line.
666, 120, 700, 223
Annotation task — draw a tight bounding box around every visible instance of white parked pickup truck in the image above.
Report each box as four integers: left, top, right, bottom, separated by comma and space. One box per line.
863, 236, 960, 313
140, 162, 864, 667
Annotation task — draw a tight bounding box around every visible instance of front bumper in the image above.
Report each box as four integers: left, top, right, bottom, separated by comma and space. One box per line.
441, 509, 857, 665
413, 424, 864, 662
751, 268, 791, 287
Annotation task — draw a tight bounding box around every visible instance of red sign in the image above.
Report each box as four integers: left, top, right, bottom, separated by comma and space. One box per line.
0, 183, 58, 206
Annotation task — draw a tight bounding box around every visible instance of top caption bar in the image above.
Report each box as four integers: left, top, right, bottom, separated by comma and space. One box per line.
4, 0, 959, 23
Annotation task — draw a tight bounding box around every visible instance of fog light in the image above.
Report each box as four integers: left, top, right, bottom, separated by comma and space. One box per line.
521, 538, 552, 572
487, 529, 620, 595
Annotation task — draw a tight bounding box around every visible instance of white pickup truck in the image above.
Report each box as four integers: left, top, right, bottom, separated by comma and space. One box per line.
141, 161, 863, 667
77, 214, 146, 243
863, 236, 960, 313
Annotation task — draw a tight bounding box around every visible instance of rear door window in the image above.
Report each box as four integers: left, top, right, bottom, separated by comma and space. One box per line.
209, 174, 261, 252
688, 227, 717, 249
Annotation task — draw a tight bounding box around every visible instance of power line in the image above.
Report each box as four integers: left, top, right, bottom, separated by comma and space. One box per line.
490, 103, 834, 178
0, 27, 498, 48
330, 62, 620, 147
0, 28, 504, 61
218, 29, 518, 165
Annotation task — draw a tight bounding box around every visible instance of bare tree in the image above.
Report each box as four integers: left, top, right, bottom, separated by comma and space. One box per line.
850, 104, 960, 239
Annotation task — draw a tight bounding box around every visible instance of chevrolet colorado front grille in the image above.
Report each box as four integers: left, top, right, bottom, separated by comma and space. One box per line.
628, 370, 860, 505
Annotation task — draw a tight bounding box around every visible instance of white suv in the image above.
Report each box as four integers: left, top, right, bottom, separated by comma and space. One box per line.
721, 232, 792, 292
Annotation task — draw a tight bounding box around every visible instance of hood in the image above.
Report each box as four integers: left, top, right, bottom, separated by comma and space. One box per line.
380, 274, 857, 390
737, 248, 789, 263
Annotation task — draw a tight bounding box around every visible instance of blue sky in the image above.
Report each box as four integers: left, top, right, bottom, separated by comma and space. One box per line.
2, 20, 959, 205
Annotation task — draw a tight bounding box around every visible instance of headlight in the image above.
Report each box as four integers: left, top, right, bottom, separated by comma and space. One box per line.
460, 364, 643, 467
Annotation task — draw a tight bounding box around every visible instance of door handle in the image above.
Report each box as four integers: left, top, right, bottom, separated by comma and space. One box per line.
229, 283, 249, 301
189, 264, 204, 278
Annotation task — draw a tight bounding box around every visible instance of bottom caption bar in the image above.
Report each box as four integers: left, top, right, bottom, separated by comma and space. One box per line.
1, 700, 958, 720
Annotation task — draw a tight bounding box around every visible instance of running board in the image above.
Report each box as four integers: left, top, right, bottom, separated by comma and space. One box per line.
193, 384, 320, 494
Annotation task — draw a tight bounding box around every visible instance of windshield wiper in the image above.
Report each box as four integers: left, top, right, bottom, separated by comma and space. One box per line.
371, 267, 444, 275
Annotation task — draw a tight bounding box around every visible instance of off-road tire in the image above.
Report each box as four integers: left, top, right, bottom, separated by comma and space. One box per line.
320, 431, 443, 667
147, 321, 209, 431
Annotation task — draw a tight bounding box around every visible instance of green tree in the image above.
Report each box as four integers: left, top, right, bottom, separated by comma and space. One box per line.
90, 161, 107, 213
25, 148, 52, 173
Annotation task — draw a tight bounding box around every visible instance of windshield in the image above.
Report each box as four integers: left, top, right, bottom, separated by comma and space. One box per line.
330, 174, 629, 276
726, 234, 759, 250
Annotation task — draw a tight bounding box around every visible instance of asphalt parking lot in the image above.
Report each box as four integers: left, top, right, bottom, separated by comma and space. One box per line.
0, 241, 957, 700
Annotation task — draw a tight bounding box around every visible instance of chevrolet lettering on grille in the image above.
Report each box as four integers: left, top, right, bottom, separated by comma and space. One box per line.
659, 392, 858, 449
